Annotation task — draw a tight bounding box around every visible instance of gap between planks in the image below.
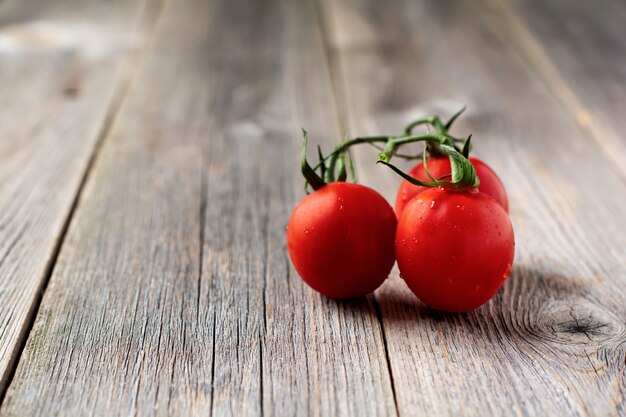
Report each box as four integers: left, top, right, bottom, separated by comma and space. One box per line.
312, 0, 401, 415
0, 0, 167, 405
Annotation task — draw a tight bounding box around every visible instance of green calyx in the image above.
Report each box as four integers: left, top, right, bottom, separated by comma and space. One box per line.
377, 138, 480, 190
301, 131, 326, 192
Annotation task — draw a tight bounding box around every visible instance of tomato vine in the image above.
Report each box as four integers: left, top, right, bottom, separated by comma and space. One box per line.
301, 107, 479, 193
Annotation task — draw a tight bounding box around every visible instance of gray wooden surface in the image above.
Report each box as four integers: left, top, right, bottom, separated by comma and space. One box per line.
0, 0, 624, 416
485, 0, 626, 174
0, 0, 153, 396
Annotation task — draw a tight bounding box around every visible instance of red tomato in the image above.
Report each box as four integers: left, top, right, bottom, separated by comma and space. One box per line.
396, 187, 514, 312
395, 157, 508, 217
287, 182, 396, 298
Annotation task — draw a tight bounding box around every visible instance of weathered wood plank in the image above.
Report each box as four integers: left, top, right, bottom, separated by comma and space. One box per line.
482, 0, 626, 175
0, 0, 397, 415
0, 0, 153, 397
320, 0, 626, 415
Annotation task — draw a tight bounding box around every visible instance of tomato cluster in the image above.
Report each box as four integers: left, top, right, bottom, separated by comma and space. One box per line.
286, 111, 515, 312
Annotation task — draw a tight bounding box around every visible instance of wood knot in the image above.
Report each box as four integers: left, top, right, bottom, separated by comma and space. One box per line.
64, 85, 80, 98
500, 271, 625, 377
518, 274, 624, 347
537, 303, 622, 346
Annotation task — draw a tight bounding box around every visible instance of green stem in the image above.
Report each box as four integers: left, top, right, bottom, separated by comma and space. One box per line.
312, 136, 391, 174
378, 133, 453, 163
325, 136, 391, 182
331, 136, 391, 154
301, 109, 471, 192
402, 116, 445, 136
364, 142, 424, 160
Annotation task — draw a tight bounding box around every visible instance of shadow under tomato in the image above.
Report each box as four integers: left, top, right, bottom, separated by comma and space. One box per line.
370, 263, 568, 324
321, 293, 380, 321
370, 264, 623, 351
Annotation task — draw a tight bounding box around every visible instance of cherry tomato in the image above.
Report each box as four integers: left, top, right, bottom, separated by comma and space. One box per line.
287, 182, 396, 298
396, 187, 514, 312
395, 157, 508, 217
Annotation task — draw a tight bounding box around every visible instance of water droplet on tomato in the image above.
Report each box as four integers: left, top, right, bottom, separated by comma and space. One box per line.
502, 263, 512, 279
456, 204, 464, 211
304, 229, 309, 234
339, 205, 344, 210
430, 200, 436, 208
412, 237, 418, 244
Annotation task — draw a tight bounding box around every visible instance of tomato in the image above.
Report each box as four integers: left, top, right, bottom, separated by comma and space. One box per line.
287, 182, 396, 298
396, 187, 514, 312
395, 157, 508, 217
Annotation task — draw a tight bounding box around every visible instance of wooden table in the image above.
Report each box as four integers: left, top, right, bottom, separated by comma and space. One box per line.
0, 0, 624, 415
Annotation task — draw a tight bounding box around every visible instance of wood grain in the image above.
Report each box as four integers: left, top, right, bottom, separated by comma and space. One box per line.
482, 0, 626, 176
0, 0, 397, 415
0, 0, 153, 397
2, 0, 624, 415
320, 0, 626, 415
